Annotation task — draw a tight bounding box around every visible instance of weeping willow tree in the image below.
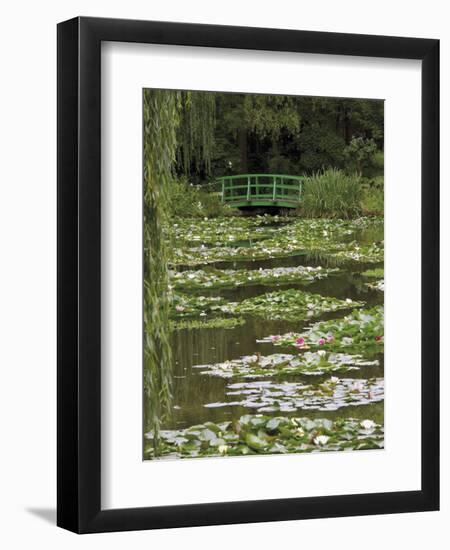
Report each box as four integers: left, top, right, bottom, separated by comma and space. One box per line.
143, 89, 215, 455
176, 92, 215, 174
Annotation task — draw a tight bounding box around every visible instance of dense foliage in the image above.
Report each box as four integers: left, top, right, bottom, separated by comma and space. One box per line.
178, 93, 383, 182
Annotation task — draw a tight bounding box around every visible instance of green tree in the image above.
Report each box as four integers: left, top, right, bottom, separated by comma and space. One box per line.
343, 136, 378, 175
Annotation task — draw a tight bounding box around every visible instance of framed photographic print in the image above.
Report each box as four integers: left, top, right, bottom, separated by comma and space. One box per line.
57, 17, 439, 533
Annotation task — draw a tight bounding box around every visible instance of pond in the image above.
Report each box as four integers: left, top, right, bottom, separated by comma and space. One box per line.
145, 215, 384, 458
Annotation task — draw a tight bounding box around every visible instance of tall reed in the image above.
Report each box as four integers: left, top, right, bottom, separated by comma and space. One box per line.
301, 168, 362, 219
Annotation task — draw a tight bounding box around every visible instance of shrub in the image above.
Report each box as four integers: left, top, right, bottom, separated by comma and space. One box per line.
167, 178, 232, 218
300, 169, 363, 219
361, 187, 384, 216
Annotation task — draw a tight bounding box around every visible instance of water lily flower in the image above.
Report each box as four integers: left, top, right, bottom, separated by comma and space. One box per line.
327, 334, 334, 342
318, 338, 326, 345
330, 376, 339, 384
360, 420, 376, 430
218, 444, 228, 454
314, 435, 329, 446
375, 335, 382, 341
295, 337, 305, 347
317, 350, 326, 357
271, 335, 281, 342
345, 298, 353, 304
175, 305, 185, 311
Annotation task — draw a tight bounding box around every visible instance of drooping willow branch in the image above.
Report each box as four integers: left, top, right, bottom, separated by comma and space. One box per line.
176, 92, 216, 175
143, 89, 179, 455
143, 89, 215, 455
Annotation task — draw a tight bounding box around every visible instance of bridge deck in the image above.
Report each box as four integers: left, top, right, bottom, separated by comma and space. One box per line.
217, 174, 303, 209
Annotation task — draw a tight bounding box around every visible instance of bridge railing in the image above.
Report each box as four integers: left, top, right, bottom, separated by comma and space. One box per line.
217, 174, 303, 207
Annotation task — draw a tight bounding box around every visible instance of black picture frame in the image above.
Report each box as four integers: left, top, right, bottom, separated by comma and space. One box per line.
57, 16, 439, 533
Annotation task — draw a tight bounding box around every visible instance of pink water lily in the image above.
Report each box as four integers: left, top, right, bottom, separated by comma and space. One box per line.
271, 335, 281, 342
327, 334, 334, 342
375, 335, 382, 342
295, 337, 305, 347
318, 338, 326, 345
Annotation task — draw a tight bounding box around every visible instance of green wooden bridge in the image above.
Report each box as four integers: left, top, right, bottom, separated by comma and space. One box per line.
217, 174, 303, 209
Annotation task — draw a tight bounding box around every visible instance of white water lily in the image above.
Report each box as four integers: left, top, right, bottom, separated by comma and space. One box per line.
345, 298, 353, 303
317, 350, 327, 357
330, 376, 340, 384
218, 445, 228, 454
351, 381, 365, 392
314, 435, 329, 446
360, 420, 376, 430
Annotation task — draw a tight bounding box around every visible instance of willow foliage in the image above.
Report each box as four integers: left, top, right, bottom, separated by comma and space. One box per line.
242, 95, 300, 139
143, 89, 216, 455
177, 92, 215, 174
143, 89, 179, 454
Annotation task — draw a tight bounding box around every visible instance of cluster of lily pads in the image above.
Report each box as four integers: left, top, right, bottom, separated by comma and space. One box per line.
170, 216, 384, 267
172, 317, 245, 331
171, 215, 282, 246
171, 293, 227, 318
224, 289, 363, 322
366, 279, 384, 292
144, 414, 384, 459
259, 306, 384, 355
327, 241, 384, 263
171, 216, 381, 248
194, 350, 378, 379
361, 267, 384, 279
171, 237, 384, 267
170, 265, 339, 291
205, 376, 384, 413
171, 289, 363, 323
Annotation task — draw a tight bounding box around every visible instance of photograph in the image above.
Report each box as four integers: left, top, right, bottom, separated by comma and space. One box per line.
143, 89, 385, 460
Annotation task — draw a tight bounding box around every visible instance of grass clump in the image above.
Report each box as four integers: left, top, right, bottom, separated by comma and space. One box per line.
167, 178, 232, 218
361, 186, 384, 216
300, 169, 363, 219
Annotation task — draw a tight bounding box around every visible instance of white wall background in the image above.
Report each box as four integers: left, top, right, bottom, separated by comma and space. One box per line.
0, 0, 447, 547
